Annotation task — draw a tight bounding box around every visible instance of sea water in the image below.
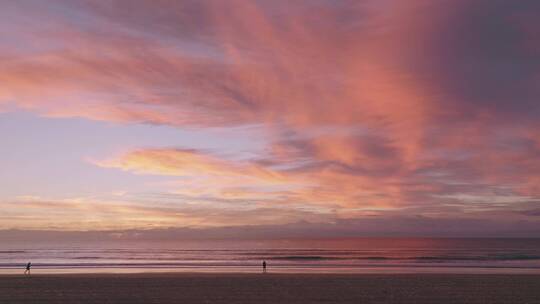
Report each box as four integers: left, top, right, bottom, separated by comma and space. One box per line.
1, 238, 540, 274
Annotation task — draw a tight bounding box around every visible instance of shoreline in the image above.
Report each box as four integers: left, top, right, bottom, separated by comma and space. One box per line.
2, 271, 540, 277
2, 265, 540, 275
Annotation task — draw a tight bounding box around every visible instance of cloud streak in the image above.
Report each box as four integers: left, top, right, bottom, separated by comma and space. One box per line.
1, 0, 540, 233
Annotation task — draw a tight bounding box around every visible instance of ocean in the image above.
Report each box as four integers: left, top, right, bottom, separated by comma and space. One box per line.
1, 238, 540, 274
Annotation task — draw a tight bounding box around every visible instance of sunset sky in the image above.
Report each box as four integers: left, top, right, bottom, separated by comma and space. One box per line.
1, 0, 539, 237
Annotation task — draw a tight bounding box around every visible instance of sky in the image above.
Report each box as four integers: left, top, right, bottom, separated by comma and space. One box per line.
1, 0, 540, 237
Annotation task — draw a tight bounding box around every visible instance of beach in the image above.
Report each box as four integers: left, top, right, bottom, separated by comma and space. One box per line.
1, 273, 539, 303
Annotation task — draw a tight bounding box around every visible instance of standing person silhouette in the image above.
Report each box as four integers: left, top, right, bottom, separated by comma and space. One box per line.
262, 260, 267, 273
24, 262, 31, 275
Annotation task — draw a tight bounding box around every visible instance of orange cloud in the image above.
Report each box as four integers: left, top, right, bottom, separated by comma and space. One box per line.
91, 147, 405, 212
93, 148, 288, 184
0, 194, 333, 230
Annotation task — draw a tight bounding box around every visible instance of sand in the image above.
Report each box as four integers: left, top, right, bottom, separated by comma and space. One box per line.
1, 273, 539, 303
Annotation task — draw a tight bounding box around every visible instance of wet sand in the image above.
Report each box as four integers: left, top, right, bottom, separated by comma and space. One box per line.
1, 273, 539, 303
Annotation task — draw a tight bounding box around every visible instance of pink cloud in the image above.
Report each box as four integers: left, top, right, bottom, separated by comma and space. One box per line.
1, 0, 540, 231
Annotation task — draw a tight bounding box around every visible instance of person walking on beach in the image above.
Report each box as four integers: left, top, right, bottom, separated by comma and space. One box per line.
24, 262, 31, 275
262, 260, 267, 273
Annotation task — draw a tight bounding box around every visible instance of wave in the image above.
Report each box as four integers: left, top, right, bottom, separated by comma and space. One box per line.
5, 255, 540, 262
267, 255, 540, 261
1, 262, 540, 270
269, 256, 340, 261
268, 256, 390, 261
414, 255, 540, 261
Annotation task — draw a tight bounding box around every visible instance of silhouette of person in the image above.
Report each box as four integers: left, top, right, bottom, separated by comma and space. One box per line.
262, 260, 267, 273
24, 262, 31, 275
